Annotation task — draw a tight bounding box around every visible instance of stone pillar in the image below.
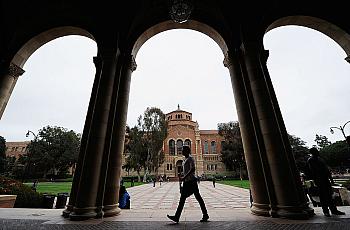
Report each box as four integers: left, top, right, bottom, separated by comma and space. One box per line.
0, 63, 25, 119
69, 49, 119, 221
223, 50, 273, 216
102, 54, 136, 217
241, 41, 313, 219
63, 56, 103, 218
259, 50, 314, 217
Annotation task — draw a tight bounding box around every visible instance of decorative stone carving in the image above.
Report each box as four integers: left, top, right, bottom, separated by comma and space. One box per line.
345, 56, 350, 63
169, 0, 193, 24
223, 52, 233, 68
8, 63, 24, 77
129, 55, 137, 72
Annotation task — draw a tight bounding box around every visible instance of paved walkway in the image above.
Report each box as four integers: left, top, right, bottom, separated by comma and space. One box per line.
1, 181, 350, 229
128, 180, 250, 210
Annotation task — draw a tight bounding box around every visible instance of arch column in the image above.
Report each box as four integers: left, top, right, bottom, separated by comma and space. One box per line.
69, 48, 120, 221
240, 40, 313, 218
63, 56, 103, 218
102, 54, 136, 217
0, 63, 25, 119
223, 50, 273, 216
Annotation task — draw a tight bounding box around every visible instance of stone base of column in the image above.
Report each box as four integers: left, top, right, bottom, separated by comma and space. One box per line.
62, 204, 74, 218
276, 204, 314, 219
69, 207, 98, 221
103, 204, 121, 217
250, 202, 271, 217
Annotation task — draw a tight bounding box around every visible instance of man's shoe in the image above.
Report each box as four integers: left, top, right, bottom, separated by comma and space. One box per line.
332, 210, 346, 215
324, 212, 331, 217
167, 215, 179, 223
200, 214, 209, 222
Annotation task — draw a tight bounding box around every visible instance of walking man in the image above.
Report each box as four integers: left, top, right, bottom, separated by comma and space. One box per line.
167, 145, 209, 223
307, 147, 345, 217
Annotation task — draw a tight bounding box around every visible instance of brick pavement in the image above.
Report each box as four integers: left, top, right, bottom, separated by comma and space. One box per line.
127, 180, 250, 210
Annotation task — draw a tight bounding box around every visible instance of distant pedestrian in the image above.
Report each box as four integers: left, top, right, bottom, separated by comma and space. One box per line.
159, 175, 163, 186
118, 185, 130, 209
153, 178, 156, 187
307, 147, 345, 217
31, 179, 38, 192
167, 145, 209, 223
212, 176, 216, 188
249, 189, 253, 207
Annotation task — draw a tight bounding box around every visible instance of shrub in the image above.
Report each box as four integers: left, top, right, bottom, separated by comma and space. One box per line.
0, 176, 43, 208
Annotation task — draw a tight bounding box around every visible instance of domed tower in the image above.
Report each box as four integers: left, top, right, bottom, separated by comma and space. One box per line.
162, 105, 204, 177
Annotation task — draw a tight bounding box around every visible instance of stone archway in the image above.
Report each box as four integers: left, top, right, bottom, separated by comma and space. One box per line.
266, 16, 350, 61
4, 1, 349, 221
0, 26, 95, 118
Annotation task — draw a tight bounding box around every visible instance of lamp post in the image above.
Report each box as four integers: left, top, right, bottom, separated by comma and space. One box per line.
23, 130, 37, 182
25, 130, 37, 139
330, 121, 350, 148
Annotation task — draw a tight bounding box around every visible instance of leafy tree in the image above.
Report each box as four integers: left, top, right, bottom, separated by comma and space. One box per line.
288, 134, 310, 175
320, 140, 350, 169
26, 126, 81, 178
218, 121, 246, 179
314, 134, 331, 149
0, 136, 6, 174
125, 126, 146, 182
127, 107, 167, 182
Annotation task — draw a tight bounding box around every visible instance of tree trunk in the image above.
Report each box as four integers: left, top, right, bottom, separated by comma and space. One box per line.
143, 167, 149, 182
137, 170, 141, 182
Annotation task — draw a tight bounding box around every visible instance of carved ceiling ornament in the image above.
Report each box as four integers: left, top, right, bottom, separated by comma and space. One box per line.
169, 0, 193, 24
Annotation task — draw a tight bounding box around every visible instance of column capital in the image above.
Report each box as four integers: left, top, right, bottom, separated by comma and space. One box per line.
260, 50, 269, 63
223, 50, 241, 69
345, 56, 350, 64
93, 56, 103, 69
8, 63, 25, 77
223, 52, 233, 68
128, 55, 137, 72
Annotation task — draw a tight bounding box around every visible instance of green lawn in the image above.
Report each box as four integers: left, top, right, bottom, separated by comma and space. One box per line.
24, 181, 144, 195
217, 180, 250, 189
25, 182, 72, 195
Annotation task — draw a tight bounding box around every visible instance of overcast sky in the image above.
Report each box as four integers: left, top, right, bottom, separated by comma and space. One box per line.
0, 26, 349, 147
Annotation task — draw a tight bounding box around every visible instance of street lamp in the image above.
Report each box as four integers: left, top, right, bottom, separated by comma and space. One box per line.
25, 130, 37, 139
330, 120, 350, 148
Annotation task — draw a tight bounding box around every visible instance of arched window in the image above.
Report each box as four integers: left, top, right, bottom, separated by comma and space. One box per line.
169, 139, 175, 155
204, 141, 209, 154
177, 139, 183, 154
184, 139, 191, 148
211, 141, 216, 154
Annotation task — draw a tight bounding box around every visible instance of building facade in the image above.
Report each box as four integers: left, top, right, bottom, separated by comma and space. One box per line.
5, 141, 30, 159
122, 106, 226, 177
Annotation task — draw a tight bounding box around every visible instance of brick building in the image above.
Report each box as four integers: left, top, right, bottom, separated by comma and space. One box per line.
5, 141, 30, 159
122, 106, 226, 177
